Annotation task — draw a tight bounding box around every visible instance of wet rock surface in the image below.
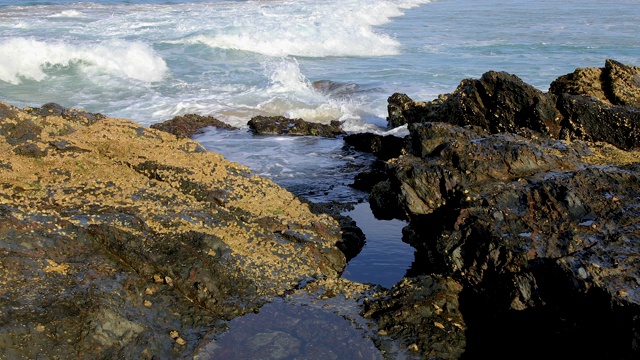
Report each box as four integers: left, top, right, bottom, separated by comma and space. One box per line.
248, 115, 345, 138
305, 201, 366, 262
359, 60, 640, 359
343, 132, 407, 161
362, 275, 466, 360
150, 113, 237, 139
0, 103, 346, 358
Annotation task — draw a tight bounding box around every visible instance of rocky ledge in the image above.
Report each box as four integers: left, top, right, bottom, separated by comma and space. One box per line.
354, 59, 640, 359
0, 103, 347, 358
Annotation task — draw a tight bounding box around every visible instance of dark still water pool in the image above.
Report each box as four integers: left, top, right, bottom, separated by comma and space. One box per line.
341, 202, 412, 289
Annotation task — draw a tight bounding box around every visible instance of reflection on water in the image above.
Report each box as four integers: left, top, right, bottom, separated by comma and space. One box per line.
341, 202, 413, 289
194, 300, 382, 360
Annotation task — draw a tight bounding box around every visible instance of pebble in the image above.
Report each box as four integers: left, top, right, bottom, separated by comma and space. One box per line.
578, 267, 589, 279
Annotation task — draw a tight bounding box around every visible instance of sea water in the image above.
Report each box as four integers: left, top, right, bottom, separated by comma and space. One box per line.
2, 0, 638, 356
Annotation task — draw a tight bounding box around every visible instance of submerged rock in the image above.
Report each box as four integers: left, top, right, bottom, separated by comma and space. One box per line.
0, 103, 346, 358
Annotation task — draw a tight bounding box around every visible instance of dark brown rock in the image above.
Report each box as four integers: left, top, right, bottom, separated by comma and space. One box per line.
150, 113, 237, 138
387, 60, 640, 150
555, 93, 640, 150
248, 115, 344, 138
362, 275, 466, 360
26, 102, 106, 127
355, 62, 640, 359
367, 120, 640, 359
343, 132, 407, 161
350, 159, 389, 193
386, 71, 562, 138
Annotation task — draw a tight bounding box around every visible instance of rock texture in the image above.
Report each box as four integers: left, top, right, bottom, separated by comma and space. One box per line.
248, 115, 345, 138
3, 59, 640, 360
362, 275, 466, 360
360, 60, 640, 359
387, 59, 640, 150
0, 103, 346, 358
150, 113, 237, 138
343, 132, 407, 161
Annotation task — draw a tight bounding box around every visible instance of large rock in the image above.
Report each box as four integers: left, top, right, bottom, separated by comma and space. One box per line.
359, 61, 640, 359
387, 59, 640, 150
248, 115, 345, 138
150, 113, 237, 138
386, 71, 562, 137
549, 58, 640, 108
367, 121, 640, 359
0, 103, 346, 358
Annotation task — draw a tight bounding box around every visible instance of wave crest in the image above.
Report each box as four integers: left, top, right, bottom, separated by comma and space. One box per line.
0, 37, 168, 84
176, 0, 432, 57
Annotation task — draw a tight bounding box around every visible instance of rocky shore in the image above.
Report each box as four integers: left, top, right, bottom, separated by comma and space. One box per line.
353, 59, 640, 359
1, 59, 639, 359
0, 103, 346, 358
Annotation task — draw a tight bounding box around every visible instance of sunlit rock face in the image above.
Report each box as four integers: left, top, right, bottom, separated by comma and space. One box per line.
0, 102, 346, 358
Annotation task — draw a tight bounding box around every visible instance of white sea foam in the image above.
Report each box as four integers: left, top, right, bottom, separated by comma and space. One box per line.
0, 37, 168, 84
47, 10, 83, 17
263, 58, 318, 98
178, 0, 432, 57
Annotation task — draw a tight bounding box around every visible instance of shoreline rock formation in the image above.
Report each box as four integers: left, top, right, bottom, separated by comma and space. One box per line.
355, 59, 640, 359
386, 59, 640, 150
248, 115, 345, 138
0, 103, 346, 358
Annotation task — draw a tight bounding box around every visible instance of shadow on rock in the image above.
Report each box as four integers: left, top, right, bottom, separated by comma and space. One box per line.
355, 59, 640, 359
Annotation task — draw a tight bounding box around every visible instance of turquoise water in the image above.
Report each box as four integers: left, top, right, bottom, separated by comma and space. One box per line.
1, 0, 639, 286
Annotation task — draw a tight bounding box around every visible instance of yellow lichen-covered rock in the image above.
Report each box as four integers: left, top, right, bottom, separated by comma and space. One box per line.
0, 102, 346, 358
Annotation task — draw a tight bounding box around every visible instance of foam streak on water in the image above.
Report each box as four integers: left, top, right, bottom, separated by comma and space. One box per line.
0, 0, 433, 129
